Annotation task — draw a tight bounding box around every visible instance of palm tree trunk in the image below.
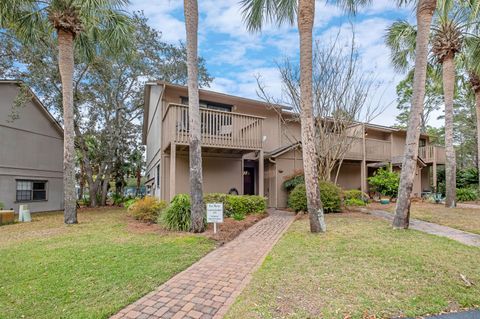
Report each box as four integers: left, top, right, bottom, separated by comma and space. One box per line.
393, 0, 437, 229
58, 30, 78, 224
476, 91, 480, 187
298, 0, 326, 233
443, 56, 456, 208
184, 0, 205, 233
470, 74, 480, 190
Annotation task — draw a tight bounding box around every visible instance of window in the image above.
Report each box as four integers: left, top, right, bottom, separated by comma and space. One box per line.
181, 97, 233, 112
16, 180, 47, 202
156, 164, 160, 189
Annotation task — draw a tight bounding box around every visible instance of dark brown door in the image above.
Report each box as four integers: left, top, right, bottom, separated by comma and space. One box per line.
243, 167, 255, 195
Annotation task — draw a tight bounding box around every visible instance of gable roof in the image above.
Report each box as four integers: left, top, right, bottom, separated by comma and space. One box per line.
0, 80, 63, 136
265, 141, 302, 159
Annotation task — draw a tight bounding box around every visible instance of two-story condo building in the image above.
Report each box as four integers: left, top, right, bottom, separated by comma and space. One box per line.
0, 80, 64, 212
143, 81, 445, 208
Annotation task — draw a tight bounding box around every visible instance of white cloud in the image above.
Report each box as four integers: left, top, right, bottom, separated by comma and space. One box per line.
130, 0, 185, 43
127, 1, 418, 127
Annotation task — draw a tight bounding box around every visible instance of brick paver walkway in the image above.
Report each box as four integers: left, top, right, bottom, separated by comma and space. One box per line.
366, 209, 480, 247
111, 210, 294, 319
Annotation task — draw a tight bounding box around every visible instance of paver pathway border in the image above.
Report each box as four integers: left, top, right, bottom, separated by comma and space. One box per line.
363, 208, 480, 247
111, 209, 295, 319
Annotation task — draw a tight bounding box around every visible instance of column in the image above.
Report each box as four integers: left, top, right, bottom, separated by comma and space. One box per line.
169, 143, 176, 201
258, 150, 264, 197
361, 124, 367, 194
433, 146, 437, 192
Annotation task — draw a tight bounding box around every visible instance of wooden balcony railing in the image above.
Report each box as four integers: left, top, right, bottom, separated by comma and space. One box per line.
162, 103, 264, 150
419, 145, 446, 164
366, 139, 391, 161
344, 137, 363, 160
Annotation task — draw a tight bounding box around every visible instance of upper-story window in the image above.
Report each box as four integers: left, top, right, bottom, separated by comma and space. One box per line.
181, 97, 233, 112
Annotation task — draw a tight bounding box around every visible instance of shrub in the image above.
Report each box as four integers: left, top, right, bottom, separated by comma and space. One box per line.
232, 211, 246, 221
282, 170, 305, 192
456, 188, 477, 202
128, 197, 167, 223
345, 198, 366, 207
343, 189, 368, 201
124, 198, 138, 209
112, 193, 125, 206
319, 180, 342, 213
204, 193, 228, 204
287, 181, 341, 213
288, 184, 308, 212
205, 194, 266, 217
0, 202, 4, 210
161, 194, 196, 231
368, 167, 400, 199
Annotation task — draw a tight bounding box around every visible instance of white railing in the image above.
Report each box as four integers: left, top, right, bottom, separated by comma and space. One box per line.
163, 103, 264, 150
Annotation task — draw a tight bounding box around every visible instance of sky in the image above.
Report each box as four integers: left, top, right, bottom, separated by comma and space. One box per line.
129, 1, 441, 127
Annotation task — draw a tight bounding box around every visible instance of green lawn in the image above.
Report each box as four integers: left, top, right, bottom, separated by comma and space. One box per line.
226, 213, 480, 319
0, 208, 214, 319
369, 202, 480, 235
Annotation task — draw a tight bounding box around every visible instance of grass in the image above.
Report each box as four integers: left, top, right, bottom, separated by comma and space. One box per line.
370, 202, 480, 235
0, 208, 215, 319
225, 213, 480, 319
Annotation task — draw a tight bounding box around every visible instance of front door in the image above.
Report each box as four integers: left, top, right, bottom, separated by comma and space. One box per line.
243, 167, 255, 195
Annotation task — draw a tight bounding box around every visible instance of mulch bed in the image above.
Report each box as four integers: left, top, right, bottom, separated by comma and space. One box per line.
203, 213, 268, 245
125, 212, 269, 245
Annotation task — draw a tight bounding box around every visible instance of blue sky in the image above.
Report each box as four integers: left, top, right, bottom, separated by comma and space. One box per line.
129, 1, 439, 126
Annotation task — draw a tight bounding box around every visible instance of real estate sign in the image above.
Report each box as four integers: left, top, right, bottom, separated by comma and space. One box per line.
206, 203, 224, 223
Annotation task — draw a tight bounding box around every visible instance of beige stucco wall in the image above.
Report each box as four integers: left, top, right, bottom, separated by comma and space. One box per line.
0, 83, 64, 212
144, 85, 164, 198
273, 149, 303, 208
335, 162, 362, 190
163, 153, 243, 201
421, 166, 431, 192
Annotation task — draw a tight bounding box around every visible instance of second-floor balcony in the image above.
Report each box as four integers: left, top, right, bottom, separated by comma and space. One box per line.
344, 137, 392, 161
419, 145, 446, 164
162, 103, 264, 151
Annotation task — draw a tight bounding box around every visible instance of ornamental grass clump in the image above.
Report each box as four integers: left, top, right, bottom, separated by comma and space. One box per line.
161, 194, 194, 231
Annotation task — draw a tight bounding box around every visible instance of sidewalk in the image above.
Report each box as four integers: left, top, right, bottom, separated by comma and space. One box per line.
111, 210, 295, 319
367, 209, 480, 247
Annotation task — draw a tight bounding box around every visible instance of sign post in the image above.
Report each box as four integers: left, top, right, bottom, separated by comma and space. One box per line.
206, 203, 224, 234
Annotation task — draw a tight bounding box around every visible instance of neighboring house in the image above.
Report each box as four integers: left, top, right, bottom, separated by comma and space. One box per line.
143, 81, 445, 208
0, 80, 64, 213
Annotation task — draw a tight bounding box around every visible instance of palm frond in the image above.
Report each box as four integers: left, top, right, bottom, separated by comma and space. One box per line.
385, 20, 418, 72
240, 0, 296, 32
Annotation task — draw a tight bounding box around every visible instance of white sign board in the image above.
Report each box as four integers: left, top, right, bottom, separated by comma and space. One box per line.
207, 203, 224, 223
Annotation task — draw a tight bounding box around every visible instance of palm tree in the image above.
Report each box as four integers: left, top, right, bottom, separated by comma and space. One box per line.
460, 35, 480, 188
240, 0, 368, 233
386, 0, 437, 228
387, 1, 478, 213
183, 0, 205, 233
0, 0, 132, 224
431, 3, 466, 207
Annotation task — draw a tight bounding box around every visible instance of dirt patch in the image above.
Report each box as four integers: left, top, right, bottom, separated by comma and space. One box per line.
125, 213, 269, 244
125, 217, 165, 234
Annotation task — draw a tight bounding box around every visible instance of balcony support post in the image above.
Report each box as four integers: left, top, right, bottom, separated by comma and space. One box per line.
169, 143, 176, 201
361, 124, 367, 194
258, 149, 264, 197
433, 147, 437, 192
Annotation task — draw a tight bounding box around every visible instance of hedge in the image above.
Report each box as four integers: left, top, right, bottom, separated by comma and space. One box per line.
161, 193, 267, 231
